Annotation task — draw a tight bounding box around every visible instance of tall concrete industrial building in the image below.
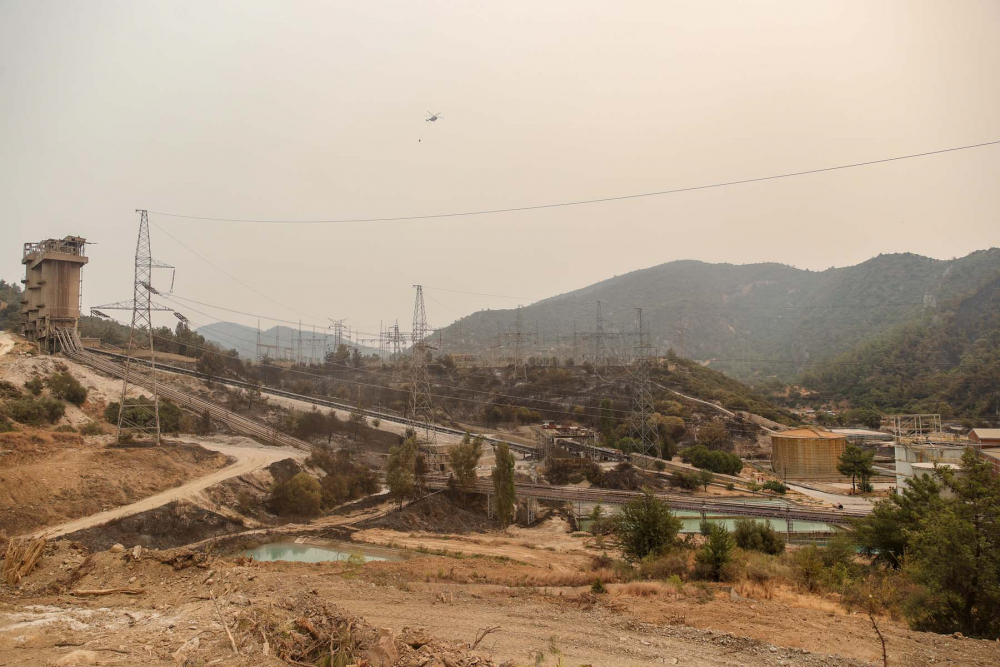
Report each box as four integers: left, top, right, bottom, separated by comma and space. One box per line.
21, 236, 88, 353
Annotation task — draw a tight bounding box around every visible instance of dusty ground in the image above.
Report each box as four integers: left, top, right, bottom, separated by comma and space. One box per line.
0, 429, 233, 537
2, 527, 997, 667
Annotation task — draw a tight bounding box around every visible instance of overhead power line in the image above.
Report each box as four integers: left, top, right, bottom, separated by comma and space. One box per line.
129, 308, 640, 417
148, 139, 1000, 224
150, 220, 327, 324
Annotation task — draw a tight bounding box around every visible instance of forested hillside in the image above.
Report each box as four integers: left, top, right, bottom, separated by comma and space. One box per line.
434, 249, 1000, 381
801, 272, 1000, 419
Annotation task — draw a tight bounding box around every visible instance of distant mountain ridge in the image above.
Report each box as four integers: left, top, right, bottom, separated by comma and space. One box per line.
197, 322, 377, 362
434, 248, 1000, 381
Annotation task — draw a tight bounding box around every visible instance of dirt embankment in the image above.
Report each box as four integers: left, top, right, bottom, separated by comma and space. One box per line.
64, 457, 308, 550
0, 430, 231, 536
357, 493, 495, 534
63, 500, 249, 551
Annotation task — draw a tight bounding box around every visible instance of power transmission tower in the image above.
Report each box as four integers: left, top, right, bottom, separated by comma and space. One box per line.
594, 301, 605, 366
115, 210, 165, 443
629, 308, 659, 467
499, 304, 535, 378
409, 285, 434, 441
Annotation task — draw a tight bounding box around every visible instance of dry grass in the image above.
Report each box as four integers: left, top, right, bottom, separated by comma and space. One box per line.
611, 581, 669, 598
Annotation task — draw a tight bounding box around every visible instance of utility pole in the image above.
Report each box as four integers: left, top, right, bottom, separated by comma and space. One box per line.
630, 308, 659, 467
409, 285, 434, 441
115, 210, 163, 444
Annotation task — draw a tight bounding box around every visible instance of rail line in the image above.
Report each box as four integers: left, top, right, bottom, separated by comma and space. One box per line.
57, 330, 313, 451
80, 345, 544, 456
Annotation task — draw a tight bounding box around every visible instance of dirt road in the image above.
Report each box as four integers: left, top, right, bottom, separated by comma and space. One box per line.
25, 438, 303, 539
0, 331, 13, 357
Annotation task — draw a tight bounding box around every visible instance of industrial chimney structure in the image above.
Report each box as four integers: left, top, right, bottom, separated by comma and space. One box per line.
21, 236, 88, 353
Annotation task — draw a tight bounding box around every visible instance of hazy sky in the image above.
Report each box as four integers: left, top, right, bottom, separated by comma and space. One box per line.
3, 1, 999, 342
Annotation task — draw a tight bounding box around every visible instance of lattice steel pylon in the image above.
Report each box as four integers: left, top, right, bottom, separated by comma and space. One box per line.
409, 285, 434, 441
498, 304, 536, 379
116, 210, 162, 444
594, 300, 606, 367
630, 308, 659, 467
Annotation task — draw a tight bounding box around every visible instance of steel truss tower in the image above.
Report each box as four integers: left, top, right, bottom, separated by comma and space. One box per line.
499, 304, 536, 378
629, 308, 659, 466
116, 210, 163, 443
409, 285, 434, 441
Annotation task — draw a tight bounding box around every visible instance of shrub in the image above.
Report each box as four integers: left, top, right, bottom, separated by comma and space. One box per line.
733, 518, 785, 555
0, 380, 22, 399
0, 415, 15, 433
268, 472, 322, 516
793, 545, 825, 592
696, 524, 735, 581
2, 397, 65, 425
638, 549, 691, 580
591, 552, 613, 570
24, 377, 43, 396
654, 459, 666, 472
680, 444, 743, 475
599, 462, 643, 490
79, 420, 103, 436
545, 457, 603, 485
237, 490, 254, 514
591, 577, 607, 594
195, 409, 212, 436
670, 470, 701, 490
104, 397, 182, 433
54, 424, 77, 433
763, 480, 787, 495
614, 491, 682, 562
46, 372, 87, 405
743, 551, 790, 586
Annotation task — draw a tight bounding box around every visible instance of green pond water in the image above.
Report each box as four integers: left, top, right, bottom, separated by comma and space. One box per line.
579, 514, 835, 535
242, 542, 389, 563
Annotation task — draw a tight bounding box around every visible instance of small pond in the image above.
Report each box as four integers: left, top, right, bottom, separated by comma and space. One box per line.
242, 542, 393, 563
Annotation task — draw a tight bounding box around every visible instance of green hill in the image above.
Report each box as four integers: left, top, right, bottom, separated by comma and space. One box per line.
434, 249, 1000, 385
800, 271, 1000, 419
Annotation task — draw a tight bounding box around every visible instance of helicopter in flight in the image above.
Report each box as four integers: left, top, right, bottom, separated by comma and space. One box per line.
425, 111, 443, 122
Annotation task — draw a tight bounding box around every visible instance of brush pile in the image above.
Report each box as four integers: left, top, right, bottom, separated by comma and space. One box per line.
2, 536, 45, 584
228, 598, 503, 667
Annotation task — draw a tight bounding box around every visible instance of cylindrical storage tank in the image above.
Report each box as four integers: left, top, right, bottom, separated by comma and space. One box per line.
770, 428, 847, 480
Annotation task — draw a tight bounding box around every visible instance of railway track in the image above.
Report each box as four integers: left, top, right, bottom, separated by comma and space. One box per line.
80, 344, 542, 455
57, 330, 313, 451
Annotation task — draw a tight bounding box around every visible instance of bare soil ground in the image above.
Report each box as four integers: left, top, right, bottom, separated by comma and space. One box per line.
2, 530, 996, 667
0, 429, 230, 536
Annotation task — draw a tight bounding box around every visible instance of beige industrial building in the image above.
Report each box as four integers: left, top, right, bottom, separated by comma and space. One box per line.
771, 427, 847, 480
21, 236, 88, 353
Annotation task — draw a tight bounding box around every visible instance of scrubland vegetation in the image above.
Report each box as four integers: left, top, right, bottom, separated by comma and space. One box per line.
599, 449, 1000, 639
